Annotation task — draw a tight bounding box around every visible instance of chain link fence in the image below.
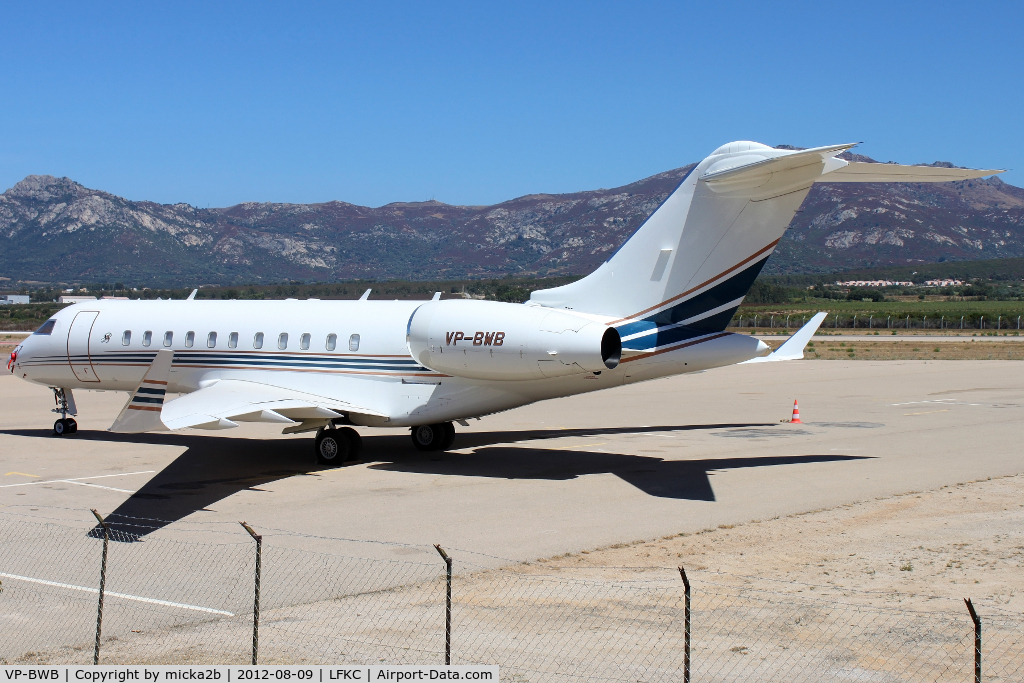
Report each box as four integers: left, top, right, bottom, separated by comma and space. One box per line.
1, 512, 1021, 681
733, 312, 1023, 331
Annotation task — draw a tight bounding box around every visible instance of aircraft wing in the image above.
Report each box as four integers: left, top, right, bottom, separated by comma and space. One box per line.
109, 350, 389, 433
742, 312, 828, 364
158, 379, 388, 431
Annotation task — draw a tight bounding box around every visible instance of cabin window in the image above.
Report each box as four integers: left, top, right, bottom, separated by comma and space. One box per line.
254, 332, 264, 349
349, 334, 360, 352
34, 320, 56, 335
163, 331, 173, 347
300, 333, 310, 350
207, 332, 217, 348
326, 333, 337, 351
142, 331, 152, 347
228, 332, 238, 349
122, 331, 132, 346
278, 332, 288, 350
185, 331, 195, 348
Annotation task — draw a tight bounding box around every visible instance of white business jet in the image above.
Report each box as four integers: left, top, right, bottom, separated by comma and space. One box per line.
7, 142, 1000, 464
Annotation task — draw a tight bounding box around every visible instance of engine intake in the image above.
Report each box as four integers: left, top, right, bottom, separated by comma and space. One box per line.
407, 300, 620, 381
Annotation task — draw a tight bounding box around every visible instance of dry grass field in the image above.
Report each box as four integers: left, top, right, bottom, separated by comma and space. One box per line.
760, 337, 1024, 360
536, 473, 1024, 613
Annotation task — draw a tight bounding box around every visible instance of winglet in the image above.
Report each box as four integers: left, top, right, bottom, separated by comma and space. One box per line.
187, 289, 198, 300
359, 289, 372, 300
109, 350, 174, 433
742, 312, 827, 364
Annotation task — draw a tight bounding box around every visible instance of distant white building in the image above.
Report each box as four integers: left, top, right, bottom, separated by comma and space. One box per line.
0, 294, 30, 304
58, 295, 98, 303
835, 280, 915, 288
923, 279, 964, 287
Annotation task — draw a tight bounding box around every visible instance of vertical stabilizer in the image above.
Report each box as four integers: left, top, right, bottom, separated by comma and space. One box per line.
529, 142, 855, 352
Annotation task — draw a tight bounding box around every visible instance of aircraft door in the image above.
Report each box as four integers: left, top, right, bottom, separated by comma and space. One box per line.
68, 311, 101, 382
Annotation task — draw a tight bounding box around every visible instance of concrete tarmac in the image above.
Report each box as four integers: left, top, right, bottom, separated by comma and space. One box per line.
1, 361, 1023, 565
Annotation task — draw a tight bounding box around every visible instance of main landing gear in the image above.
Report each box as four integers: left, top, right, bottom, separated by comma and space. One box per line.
51, 388, 77, 436
314, 426, 363, 467
410, 422, 456, 452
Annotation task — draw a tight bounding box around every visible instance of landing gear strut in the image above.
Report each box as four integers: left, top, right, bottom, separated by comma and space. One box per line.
410, 422, 456, 452
314, 426, 363, 466
51, 388, 77, 436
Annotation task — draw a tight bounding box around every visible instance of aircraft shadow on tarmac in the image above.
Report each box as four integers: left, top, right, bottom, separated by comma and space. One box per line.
2, 424, 871, 539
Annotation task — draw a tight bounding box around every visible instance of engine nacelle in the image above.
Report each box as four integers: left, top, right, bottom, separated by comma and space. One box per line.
407, 300, 620, 381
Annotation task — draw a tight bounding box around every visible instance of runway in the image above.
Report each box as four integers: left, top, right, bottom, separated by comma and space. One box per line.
1, 360, 1023, 564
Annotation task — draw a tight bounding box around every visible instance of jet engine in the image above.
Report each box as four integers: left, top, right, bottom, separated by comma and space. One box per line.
407, 300, 620, 381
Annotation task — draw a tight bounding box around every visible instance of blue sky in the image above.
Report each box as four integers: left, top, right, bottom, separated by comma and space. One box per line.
1, 2, 1020, 207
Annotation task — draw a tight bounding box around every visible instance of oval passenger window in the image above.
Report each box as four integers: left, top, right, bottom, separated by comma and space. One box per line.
207, 332, 217, 348
228, 332, 238, 349
326, 334, 337, 351
349, 334, 360, 352
163, 331, 173, 347
122, 331, 132, 346
142, 331, 152, 347
254, 332, 264, 349
185, 331, 195, 348
278, 333, 288, 350
300, 333, 310, 350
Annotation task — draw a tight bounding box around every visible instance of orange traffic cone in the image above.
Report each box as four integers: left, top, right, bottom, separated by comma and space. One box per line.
790, 400, 803, 424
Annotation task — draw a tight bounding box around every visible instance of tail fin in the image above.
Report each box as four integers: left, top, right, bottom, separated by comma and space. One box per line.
529, 141, 998, 353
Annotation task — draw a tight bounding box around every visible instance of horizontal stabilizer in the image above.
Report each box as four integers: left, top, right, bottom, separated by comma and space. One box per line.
698, 144, 858, 199
742, 312, 827, 364
819, 162, 1002, 183
700, 143, 857, 183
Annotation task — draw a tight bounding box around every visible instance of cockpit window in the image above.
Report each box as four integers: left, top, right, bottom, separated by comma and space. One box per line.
34, 319, 57, 335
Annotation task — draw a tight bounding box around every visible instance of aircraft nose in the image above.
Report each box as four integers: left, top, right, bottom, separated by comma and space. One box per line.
7, 343, 23, 371
755, 339, 771, 357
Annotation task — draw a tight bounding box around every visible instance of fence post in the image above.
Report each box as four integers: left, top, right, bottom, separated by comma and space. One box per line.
964, 598, 981, 683
90, 509, 110, 666
678, 566, 690, 683
434, 545, 453, 665
241, 522, 262, 665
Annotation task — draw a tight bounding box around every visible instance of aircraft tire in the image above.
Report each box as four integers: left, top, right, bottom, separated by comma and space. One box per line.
439, 422, 456, 451
53, 419, 67, 436
411, 424, 443, 451
338, 427, 362, 461
66, 418, 78, 434
315, 428, 350, 466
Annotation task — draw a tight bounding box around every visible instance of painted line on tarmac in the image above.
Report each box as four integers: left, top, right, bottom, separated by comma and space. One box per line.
0, 571, 235, 615
59, 480, 135, 493
0, 470, 155, 490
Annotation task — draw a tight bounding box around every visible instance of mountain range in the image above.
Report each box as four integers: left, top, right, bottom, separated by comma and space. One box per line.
2, 151, 1022, 286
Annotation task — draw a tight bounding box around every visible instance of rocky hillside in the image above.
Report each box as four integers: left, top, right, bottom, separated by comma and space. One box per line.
2, 153, 1022, 285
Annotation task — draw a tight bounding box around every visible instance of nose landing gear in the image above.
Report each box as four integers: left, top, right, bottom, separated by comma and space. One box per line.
51, 388, 78, 436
